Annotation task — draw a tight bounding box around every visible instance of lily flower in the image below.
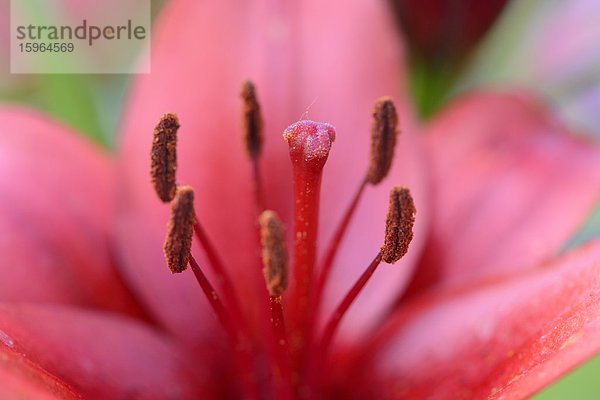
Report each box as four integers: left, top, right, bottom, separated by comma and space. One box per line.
1, 1, 600, 399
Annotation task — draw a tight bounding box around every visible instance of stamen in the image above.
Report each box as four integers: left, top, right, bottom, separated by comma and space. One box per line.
320, 187, 415, 352
240, 80, 264, 160
188, 254, 235, 336
320, 253, 382, 352
259, 210, 289, 297
151, 113, 180, 202
366, 97, 399, 185
188, 258, 259, 399
283, 120, 335, 347
240, 80, 266, 212
193, 221, 245, 323
187, 244, 259, 398
163, 185, 195, 273
189, 214, 260, 399
315, 98, 400, 311
154, 113, 259, 397
381, 186, 415, 264
314, 179, 366, 306
258, 210, 291, 398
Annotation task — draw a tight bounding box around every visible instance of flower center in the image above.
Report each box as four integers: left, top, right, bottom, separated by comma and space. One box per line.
151, 82, 416, 399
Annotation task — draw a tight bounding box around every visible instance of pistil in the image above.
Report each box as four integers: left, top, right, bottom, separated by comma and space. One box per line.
283, 121, 335, 360
283, 120, 337, 399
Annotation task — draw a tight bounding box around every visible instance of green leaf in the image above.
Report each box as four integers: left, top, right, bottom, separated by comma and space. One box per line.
534, 355, 600, 400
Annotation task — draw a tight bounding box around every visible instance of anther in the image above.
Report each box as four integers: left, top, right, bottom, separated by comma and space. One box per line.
151, 113, 180, 202
381, 186, 415, 264
366, 98, 399, 185
240, 80, 264, 160
163, 185, 195, 273
240, 80, 267, 212
259, 210, 289, 297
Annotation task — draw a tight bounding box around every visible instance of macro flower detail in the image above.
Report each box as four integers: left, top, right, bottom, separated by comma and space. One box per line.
1, 0, 600, 399
148, 94, 417, 398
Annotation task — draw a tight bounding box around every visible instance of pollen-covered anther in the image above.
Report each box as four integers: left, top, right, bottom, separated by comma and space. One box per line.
381, 186, 416, 264
151, 113, 180, 202
240, 80, 264, 159
366, 97, 399, 185
163, 185, 196, 273
259, 210, 289, 296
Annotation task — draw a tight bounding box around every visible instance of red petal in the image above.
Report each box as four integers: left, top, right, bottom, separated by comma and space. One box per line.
405, 92, 600, 296
117, 0, 428, 340
359, 240, 600, 399
0, 303, 212, 399
392, 0, 509, 63
0, 350, 80, 400
0, 108, 143, 317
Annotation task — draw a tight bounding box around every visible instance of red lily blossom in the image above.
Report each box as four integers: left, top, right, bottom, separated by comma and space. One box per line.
391, 0, 509, 66
1, 1, 600, 399
389, 0, 510, 117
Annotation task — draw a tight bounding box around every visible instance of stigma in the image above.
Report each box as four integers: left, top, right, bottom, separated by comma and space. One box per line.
283, 120, 336, 166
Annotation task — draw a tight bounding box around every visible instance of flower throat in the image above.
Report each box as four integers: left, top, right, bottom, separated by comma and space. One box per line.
151, 81, 416, 399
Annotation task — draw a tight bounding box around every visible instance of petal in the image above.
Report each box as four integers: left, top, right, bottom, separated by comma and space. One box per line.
391, 0, 509, 63
534, 0, 600, 85
356, 240, 600, 399
117, 0, 427, 340
0, 303, 213, 399
0, 350, 80, 400
404, 92, 600, 296
0, 107, 144, 316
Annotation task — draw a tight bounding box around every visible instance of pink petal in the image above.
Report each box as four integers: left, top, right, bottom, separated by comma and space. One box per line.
0, 107, 144, 317
405, 92, 600, 295
534, 0, 600, 84
356, 239, 600, 399
0, 303, 213, 399
117, 0, 428, 341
